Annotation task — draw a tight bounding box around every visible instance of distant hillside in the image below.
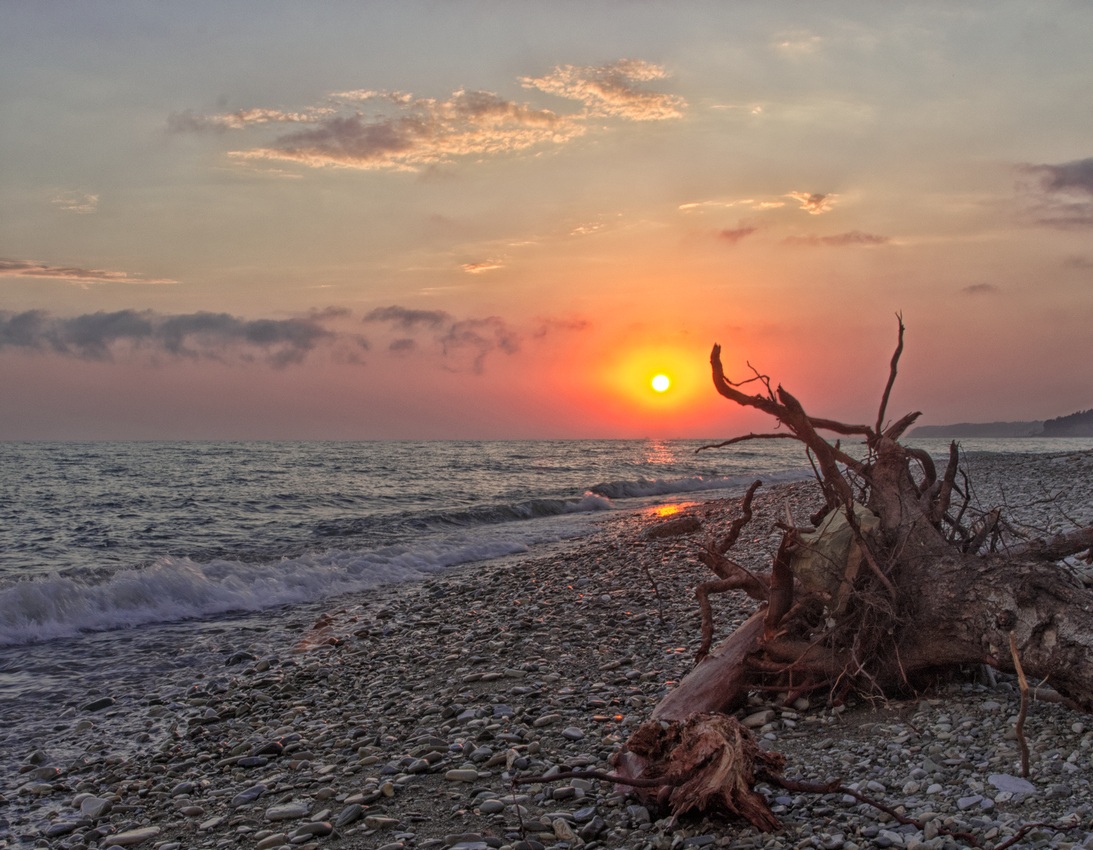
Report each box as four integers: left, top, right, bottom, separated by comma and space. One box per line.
1041, 408, 1093, 437
910, 408, 1093, 438
909, 421, 1043, 438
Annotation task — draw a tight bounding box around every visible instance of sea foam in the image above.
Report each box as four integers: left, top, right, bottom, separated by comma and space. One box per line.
0, 536, 533, 646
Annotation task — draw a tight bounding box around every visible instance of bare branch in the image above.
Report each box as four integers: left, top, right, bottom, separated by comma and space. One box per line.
875, 313, 905, 436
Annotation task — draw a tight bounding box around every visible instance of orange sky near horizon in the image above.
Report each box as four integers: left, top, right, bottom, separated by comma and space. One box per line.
1, 3, 1091, 440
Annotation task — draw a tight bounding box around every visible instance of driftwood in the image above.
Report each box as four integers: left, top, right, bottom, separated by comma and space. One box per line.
609, 317, 1093, 832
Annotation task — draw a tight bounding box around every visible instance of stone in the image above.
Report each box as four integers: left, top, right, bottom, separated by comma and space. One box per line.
742, 709, 775, 728
293, 821, 333, 837
266, 801, 310, 821
231, 784, 268, 806
108, 826, 161, 845
334, 804, 363, 827
44, 821, 80, 837
80, 796, 113, 818
987, 773, 1036, 796
957, 794, 983, 810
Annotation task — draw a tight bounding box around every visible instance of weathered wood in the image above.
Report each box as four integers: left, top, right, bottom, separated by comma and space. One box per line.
618, 320, 1093, 831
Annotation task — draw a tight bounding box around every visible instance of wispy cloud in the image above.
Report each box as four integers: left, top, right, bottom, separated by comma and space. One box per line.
237, 89, 579, 171
51, 192, 99, 214
0, 258, 176, 286
775, 31, 824, 55
718, 224, 759, 245
365, 305, 514, 373
365, 304, 586, 374
0, 309, 356, 367
962, 282, 999, 295
531, 316, 591, 338
784, 230, 889, 247
169, 60, 682, 172
786, 191, 838, 215
166, 106, 333, 133
461, 259, 504, 274
363, 306, 451, 329
521, 59, 685, 121
1018, 157, 1093, 228
678, 198, 784, 213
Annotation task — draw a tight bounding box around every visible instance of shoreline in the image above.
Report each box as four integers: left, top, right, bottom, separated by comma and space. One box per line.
4, 452, 1093, 849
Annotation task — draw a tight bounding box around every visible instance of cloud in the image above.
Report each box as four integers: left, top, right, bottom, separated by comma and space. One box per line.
441, 317, 520, 373
532, 316, 591, 339
786, 191, 838, 215
52, 192, 99, 214
0, 258, 176, 286
363, 306, 451, 329
171, 60, 682, 172
784, 230, 889, 246
679, 198, 785, 213
775, 32, 824, 55
962, 283, 999, 295
1018, 157, 1093, 228
167, 106, 332, 133
1063, 255, 1093, 269
462, 260, 504, 274
0, 308, 343, 367
1022, 157, 1093, 195
718, 225, 759, 244
521, 59, 686, 121
227, 89, 582, 172
365, 304, 585, 373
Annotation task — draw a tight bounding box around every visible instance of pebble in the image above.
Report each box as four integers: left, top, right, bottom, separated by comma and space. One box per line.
3, 461, 1093, 850
108, 826, 161, 845
266, 802, 311, 821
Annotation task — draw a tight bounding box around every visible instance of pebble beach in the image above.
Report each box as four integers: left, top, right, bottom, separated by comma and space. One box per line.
4, 451, 1093, 850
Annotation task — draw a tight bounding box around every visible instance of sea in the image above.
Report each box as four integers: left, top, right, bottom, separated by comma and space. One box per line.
1, 437, 1091, 786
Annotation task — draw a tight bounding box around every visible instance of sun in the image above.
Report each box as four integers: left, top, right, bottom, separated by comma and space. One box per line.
651, 373, 671, 393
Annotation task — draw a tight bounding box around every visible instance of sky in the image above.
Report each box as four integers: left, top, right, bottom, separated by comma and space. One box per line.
2, 1, 1091, 440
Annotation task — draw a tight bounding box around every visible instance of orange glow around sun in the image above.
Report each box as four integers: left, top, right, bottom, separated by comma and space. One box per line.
582, 341, 713, 425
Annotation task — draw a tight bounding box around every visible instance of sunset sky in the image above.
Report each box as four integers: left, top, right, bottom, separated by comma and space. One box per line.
2, 2, 1091, 440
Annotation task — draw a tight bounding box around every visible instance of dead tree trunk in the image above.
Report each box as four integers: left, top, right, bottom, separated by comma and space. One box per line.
614, 318, 1093, 830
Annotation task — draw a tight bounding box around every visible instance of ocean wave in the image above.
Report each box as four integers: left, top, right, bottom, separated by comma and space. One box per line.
0, 537, 533, 647
588, 470, 809, 500
313, 494, 614, 541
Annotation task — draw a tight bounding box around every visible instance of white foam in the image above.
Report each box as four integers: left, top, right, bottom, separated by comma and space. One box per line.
0, 536, 532, 646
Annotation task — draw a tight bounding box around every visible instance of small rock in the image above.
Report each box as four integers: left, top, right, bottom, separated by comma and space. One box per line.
334, 803, 363, 827
108, 826, 161, 846
266, 801, 310, 821
231, 784, 268, 806
742, 709, 775, 728
957, 794, 983, 810
79, 796, 112, 818
293, 822, 333, 837
988, 773, 1035, 796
